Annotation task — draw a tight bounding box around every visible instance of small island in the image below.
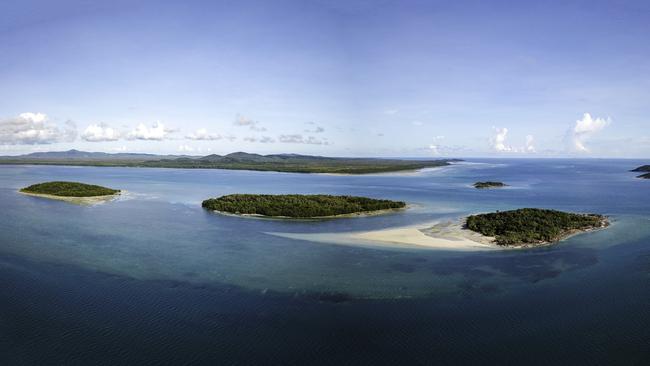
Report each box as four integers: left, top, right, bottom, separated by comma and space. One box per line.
631, 165, 650, 179
630, 165, 650, 172
465, 208, 608, 246
202, 194, 406, 218
20, 181, 121, 204
473, 181, 507, 189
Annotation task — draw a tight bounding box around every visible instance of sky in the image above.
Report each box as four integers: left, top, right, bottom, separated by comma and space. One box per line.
0, 0, 649, 158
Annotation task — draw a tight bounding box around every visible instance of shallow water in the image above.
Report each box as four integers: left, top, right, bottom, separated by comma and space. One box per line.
1, 159, 649, 364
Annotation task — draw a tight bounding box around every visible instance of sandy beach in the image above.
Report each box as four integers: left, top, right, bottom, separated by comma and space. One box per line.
268, 220, 499, 251
351, 220, 497, 250
19, 191, 122, 205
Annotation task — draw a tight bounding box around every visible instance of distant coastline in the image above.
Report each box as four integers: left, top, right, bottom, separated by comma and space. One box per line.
0, 149, 459, 175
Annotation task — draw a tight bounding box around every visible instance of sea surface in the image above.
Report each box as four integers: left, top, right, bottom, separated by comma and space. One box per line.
1, 159, 649, 365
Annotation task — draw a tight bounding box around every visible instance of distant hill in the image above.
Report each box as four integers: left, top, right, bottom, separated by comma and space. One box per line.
631, 165, 650, 172
0, 150, 459, 174
15, 149, 182, 161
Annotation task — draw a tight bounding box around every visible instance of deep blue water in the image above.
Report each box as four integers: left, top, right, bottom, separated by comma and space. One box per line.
1, 159, 649, 364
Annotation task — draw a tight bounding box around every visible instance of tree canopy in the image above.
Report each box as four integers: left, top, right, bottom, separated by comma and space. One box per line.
21, 181, 120, 197
466, 208, 606, 246
202, 194, 405, 218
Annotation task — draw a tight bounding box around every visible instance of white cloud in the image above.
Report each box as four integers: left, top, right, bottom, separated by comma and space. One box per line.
384, 109, 399, 115
525, 135, 535, 153
260, 136, 275, 143
127, 121, 173, 140
412, 120, 424, 126
186, 128, 222, 141
304, 122, 325, 133
81, 123, 120, 142
491, 127, 511, 152
0, 112, 77, 145
429, 136, 445, 155
278, 134, 328, 145
234, 115, 266, 131
566, 113, 609, 152
177, 144, 195, 152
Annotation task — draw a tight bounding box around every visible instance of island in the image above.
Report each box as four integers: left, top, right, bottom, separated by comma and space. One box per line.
465, 208, 608, 246
473, 181, 507, 189
631, 165, 650, 179
202, 194, 406, 218
630, 165, 650, 172
20, 181, 121, 204
0, 150, 459, 174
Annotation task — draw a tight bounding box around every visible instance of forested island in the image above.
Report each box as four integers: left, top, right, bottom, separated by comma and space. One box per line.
473, 181, 507, 189
631, 165, 650, 179
202, 194, 406, 218
0, 150, 457, 174
465, 208, 608, 246
20, 181, 120, 204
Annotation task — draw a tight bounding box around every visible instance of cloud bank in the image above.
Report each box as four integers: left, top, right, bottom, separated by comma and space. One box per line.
0, 112, 77, 145
186, 128, 223, 141
278, 134, 328, 145
82, 123, 120, 142
127, 121, 173, 140
234, 115, 266, 132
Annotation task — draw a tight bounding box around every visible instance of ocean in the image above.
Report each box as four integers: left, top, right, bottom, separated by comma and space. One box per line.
1, 159, 649, 364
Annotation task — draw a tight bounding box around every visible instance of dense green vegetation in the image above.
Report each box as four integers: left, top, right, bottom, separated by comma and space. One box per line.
21, 181, 120, 197
631, 165, 650, 172
0, 150, 457, 174
473, 181, 507, 189
202, 194, 406, 218
638, 173, 650, 179
466, 208, 607, 246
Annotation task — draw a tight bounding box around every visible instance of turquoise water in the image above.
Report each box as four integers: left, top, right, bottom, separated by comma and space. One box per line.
1, 160, 649, 364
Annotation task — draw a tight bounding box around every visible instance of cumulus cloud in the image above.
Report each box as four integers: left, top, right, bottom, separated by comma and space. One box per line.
525, 135, 535, 153
278, 134, 328, 145
234, 115, 266, 131
490, 128, 537, 153
186, 128, 222, 141
491, 127, 511, 152
0, 112, 77, 145
127, 121, 173, 140
81, 123, 120, 142
565, 113, 609, 152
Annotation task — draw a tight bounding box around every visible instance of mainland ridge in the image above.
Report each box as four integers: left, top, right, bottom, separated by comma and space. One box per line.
0, 150, 458, 174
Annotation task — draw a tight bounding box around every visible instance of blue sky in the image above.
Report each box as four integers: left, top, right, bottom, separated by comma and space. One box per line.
1, 0, 649, 157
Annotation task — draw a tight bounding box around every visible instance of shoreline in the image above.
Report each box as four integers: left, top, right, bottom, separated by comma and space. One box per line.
209, 205, 409, 220
19, 190, 122, 205
268, 216, 610, 251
